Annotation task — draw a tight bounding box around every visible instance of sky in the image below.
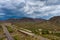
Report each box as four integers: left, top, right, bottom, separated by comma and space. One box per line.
0, 0, 60, 20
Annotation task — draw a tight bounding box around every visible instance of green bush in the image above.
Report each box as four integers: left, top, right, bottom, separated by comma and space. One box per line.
13, 35, 20, 40
42, 30, 49, 34
6, 26, 14, 33
32, 29, 40, 35
54, 33, 60, 37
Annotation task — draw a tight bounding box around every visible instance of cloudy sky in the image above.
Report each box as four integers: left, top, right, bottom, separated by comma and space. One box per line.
0, 0, 60, 20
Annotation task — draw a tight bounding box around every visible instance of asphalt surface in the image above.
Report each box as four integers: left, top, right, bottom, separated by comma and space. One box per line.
2, 25, 14, 40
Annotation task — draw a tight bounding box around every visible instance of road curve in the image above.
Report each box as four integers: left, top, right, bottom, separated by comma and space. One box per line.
1, 25, 14, 40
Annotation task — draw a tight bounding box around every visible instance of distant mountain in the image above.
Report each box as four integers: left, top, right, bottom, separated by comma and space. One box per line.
6, 17, 46, 23
1, 16, 60, 23
1, 16, 60, 31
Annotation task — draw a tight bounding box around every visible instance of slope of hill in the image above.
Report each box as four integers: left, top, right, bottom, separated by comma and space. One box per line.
49, 16, 60, 21
49, 16, 60, 25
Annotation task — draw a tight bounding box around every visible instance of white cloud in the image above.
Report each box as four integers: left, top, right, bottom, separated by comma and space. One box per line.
0, 0, 60, 19
47, 0, 58, 3
0, 13, 5, 18
0, 13, 5, 15
23, 0, 60, 18
23, 0, 45, 14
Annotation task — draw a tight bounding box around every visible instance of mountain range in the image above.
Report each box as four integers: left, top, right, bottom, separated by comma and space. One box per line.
3, 16, 60, 31
0, 16, 60, 23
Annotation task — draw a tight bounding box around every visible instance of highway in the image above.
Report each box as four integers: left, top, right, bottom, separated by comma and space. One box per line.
1, 25, 14, 40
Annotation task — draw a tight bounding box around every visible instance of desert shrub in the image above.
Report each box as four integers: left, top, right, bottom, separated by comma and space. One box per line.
54, 33, 60, 37
0, 37, 5, 40
32, 29, 40, 35
42, 30, 49, 34
13, 35, 21, 40
6, 26, 14, 33
14, 35, 18, 40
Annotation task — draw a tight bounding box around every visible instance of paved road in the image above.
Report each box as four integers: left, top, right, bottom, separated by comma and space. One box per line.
1, 25, 14, 40
18, 29, 50, 40
6, 25, 50, 40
